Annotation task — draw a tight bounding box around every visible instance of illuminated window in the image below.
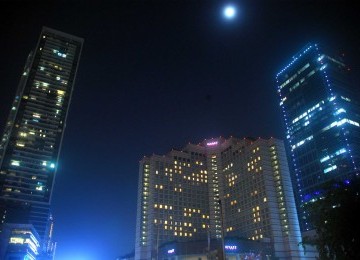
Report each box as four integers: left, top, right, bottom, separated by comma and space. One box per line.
10, 237, 25, 244
324, 165, 337, 173
11, 160, 20, 166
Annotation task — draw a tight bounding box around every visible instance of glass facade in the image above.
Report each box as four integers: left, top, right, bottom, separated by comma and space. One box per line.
276, 44, 360, 232
0, 27, 83, 251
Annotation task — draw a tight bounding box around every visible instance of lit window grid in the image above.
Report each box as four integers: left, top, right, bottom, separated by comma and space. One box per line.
136, 137, 300, 258
0, 29, 82, 203
144, 157, 211, 245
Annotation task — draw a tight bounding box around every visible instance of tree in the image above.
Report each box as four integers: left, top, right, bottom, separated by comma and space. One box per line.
302, 178, 360, 259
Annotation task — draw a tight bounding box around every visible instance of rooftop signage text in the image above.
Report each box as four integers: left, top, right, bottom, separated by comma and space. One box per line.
206, 141, 218, 146
225, 245, 237, 250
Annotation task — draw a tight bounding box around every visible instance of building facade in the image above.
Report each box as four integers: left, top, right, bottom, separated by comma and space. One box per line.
0, 223, 40, 260
276, 44, 360, 232
0, 27, 83, 257
135, 137, 304, 260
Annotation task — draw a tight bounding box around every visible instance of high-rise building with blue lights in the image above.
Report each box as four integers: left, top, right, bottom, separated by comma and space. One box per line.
276, 44, 360, 233
0, 27, 83, 257
135, 137, 305, 260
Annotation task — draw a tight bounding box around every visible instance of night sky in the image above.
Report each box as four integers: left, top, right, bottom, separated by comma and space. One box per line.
0, 1, 359, 259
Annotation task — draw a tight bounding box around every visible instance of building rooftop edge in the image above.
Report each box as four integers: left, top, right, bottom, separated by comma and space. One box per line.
276, 42, 317, 79
42, 26, 84, 42
140, 136, 278, 161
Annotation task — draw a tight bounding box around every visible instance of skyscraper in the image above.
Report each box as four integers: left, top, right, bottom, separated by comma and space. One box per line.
0, 27, 83, 255
276, 44, 360, 232
135, 137, 304, 260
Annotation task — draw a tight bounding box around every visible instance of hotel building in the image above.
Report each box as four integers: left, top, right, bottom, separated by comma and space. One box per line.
135, 137, 304, 259
276, 44, 360, 232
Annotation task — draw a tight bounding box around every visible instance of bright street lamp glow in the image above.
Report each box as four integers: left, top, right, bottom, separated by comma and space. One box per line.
223, 6, 236, 19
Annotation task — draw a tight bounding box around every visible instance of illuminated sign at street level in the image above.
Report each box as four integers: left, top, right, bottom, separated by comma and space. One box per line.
168, 249, 175, 254
207, 141, 218, 146
225, 245, 237, 250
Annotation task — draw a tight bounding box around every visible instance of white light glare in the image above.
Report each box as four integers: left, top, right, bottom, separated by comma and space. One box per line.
224, 6, 236, 19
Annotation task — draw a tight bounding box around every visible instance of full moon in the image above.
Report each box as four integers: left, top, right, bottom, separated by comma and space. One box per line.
223, 5, 236, 19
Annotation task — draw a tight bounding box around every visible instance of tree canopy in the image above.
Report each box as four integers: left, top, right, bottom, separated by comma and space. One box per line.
302, 178, 360, 259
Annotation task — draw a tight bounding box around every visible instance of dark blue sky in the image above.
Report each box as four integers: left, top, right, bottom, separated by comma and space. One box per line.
0, 1, 359, 259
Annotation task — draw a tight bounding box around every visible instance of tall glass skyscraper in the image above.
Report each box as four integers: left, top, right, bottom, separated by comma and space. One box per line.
276, 44, 360, 232
135, 137, 304, 260
0, 27, 83, 257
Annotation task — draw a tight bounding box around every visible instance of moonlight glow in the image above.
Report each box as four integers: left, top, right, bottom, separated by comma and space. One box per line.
223, 5, 236, 19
